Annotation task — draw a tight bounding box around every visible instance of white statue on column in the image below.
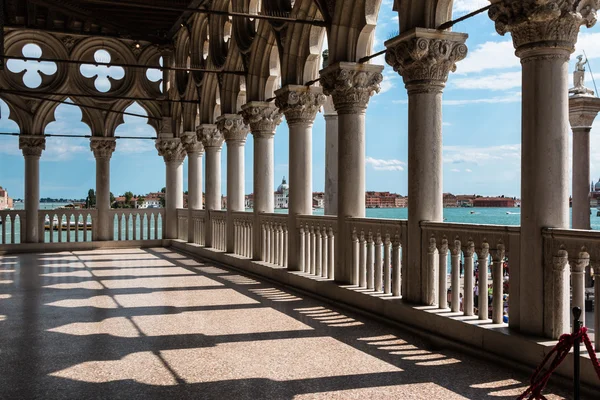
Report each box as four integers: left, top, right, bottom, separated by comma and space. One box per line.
570, 55, 595, 96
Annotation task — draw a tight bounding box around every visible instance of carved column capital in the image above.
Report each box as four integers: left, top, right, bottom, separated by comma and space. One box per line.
197, 124, 224, 149
552, 249, 569, 273
181, 131, 204, 154
319, 62, 383, 114
90, 137, 116, 159
216, 114, 249, 144
275, 85, 327, 125
488, 0, 600, 56
385, 28, 468, 92
569, 95, 600, 128
19, 135, 46, 157
476, 241, 490, 260
570, 252, 590, 274
241, 101, 282, 138
463, 240, 475, 257
156, 138, 186, 163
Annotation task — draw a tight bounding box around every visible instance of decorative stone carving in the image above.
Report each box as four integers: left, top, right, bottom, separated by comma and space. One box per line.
569, 96, 600, 127
241, 102, 282, 138
216, 114, 249, 144
489, 0, 600, 53
476, 241, 490, 261
463, 240, 475, 257
156, 138, 186, 162
319, 62, 383, 114
385, 29, 468, 88
181, 131, 204, 154
197, 124, 224, 149
19, 135, 46, 157
90, 137, 116, 159
275, 85, 327, 125
61, 36, 77, 51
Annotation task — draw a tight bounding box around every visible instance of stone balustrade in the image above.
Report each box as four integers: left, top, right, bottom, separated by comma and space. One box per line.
297, 215, 337, 279
258, 213, 288, 267
232, 211, 253, 258
210, 210, 227, 251
543, 228, 600, 349
109, 209, 163, 241
0, 210, 25, 244
346, 218, 406, 296
40, 209, 97, 243
189, 210, 206, 246
177, 208, 188, 241
421, 222, 520, 325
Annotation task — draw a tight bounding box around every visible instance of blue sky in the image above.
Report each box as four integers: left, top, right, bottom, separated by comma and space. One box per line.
1, 0, 600, 200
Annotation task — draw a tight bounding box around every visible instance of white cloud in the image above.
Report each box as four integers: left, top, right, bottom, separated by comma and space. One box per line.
444, 144, 521, 165
443, 122, 452, 127
465, 169, 473, 173
451, 168, 461, 172
453, 0, 489, 14
457, 40, 519, 74
444, 92, 521, 106
452, 71, 521, 91
575, 32, 600, 60
366, 156, 406, 171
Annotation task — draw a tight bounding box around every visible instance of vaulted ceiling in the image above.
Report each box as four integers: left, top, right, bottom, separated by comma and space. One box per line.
3, 0, 202, 43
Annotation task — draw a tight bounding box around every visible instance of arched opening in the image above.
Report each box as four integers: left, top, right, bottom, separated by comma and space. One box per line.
6, 43, 57, 88
79, 49, 125, 92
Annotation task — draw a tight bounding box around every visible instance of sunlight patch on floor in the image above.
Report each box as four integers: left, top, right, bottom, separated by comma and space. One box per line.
90, 267, 190, 277
293, 383, 470, 399
113, 289, 259, 308
40, 270, 93, 278
46, 295, 119, 309
100, 275, 222, 289
48, 317, 140, 338
49, 351, 178, 386
43, 281, 105, 290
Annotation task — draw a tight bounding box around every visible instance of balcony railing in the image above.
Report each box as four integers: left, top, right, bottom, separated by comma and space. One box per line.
0, 210, 25, 244
110, 209, 163, 241
40, 209, 97, 243
210, 210, 227, 251
298, 214, 337, 278
258, 213, 288, 267
232, 211, 253, 258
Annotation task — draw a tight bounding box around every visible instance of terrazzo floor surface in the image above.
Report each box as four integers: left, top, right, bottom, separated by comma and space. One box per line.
0, 247, 589, 399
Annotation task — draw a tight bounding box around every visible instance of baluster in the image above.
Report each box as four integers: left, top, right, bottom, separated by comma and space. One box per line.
66, 214, 72, 243
315, 226, 322, 276
383, 234, 391, 294
299, 226, 306, 272
305, 225, 311, 273
261, 223, 267, 261
463, 240, 475, 317
58, 213, 63, 242
241, 221, 246, 256
477, 241, 490, 320
352, 229, 359, 285
321, 227, 328, 278
126, 214, 130, 240
264, 222, 270, 263
439, 238, 449, 309
146, 214, 151, 240
282, 225, 287, 267
571, 253, 589, 327
117, 214, 122, 240
359, 231, 367, 287
451, 239, 461, 313
366, 232, 375, 290
392, 236, 401, 297
133, 214, 138, 241
328, 227, 335, 280
374, 233, 383, 291
595, 266, 600, 349
279, 225, 285, 266
270, 223, 276, 263
10, 215, 15, 244
75, 215, 80, 242
248, 222, 253, 257
310, 226, 316, 275
155, 213, 159, 239
274, 223, 280, 264
492, 244, 505, 324
1, 215, 6, 244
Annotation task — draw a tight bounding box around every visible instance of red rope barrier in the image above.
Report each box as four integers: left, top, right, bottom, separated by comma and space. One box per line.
518, 327, 600, 400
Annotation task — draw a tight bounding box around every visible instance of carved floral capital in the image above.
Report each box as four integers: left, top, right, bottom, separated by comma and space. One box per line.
216, 114, 249, 144
569, 95, 600, 127
197, 124, 224, 149
156, 138, 186, 162
489, 0, 600, 53
319, 62, 383, 114
275, 85, 327, 125
241, 102, 282, 138
90, 137, 116, 159
385, 29, 468, 89
181, 131, 204, 154
19, 135, 46, 157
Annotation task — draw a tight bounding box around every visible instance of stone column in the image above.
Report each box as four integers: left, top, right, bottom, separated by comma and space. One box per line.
320, 62, 383, 284
569, 96, 600, 230
156, 137, 186, 239
276, 85, 326, 271
90, 137, 116, 241
241, 101, 282, 260
323, 96, 339, 216
488, 1, 599, 337
385, 29, 468, 303
217, 114, 249, 253
181, 131, 204, 243
198, 124, 224, 248
19, 135, 45, 243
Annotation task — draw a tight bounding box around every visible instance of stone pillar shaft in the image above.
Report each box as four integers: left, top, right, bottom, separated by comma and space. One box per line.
572, 127, 591, 230
182, 131, 204, 243
218, 114, 249, 253
156, 136, 186, 239
242, 101, 282, 260
320, 62, 384, 284
276, 85, 325, 271
91, 137, 116, 241
19, 136, 45, 244
385, 29, 468, 303
323, 97, 338, 216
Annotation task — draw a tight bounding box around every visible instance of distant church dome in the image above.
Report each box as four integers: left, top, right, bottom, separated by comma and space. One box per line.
595, 178, 600, 192
277, 177, 289, 193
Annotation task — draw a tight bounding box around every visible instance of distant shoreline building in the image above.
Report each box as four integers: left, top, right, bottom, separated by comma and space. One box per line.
365, 191, 406, 208
274, 177, 289, 209
472, 197, 517, 208
0, 187, 14, 210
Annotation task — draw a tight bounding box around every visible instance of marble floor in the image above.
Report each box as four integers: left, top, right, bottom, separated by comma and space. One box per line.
0, 248, 587, 399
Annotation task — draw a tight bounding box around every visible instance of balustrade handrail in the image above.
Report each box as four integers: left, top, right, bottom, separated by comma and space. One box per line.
0, 210, 26, 217
421, 220, 520, 234
108, 208, 164, 216
209, 209, 227, 218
